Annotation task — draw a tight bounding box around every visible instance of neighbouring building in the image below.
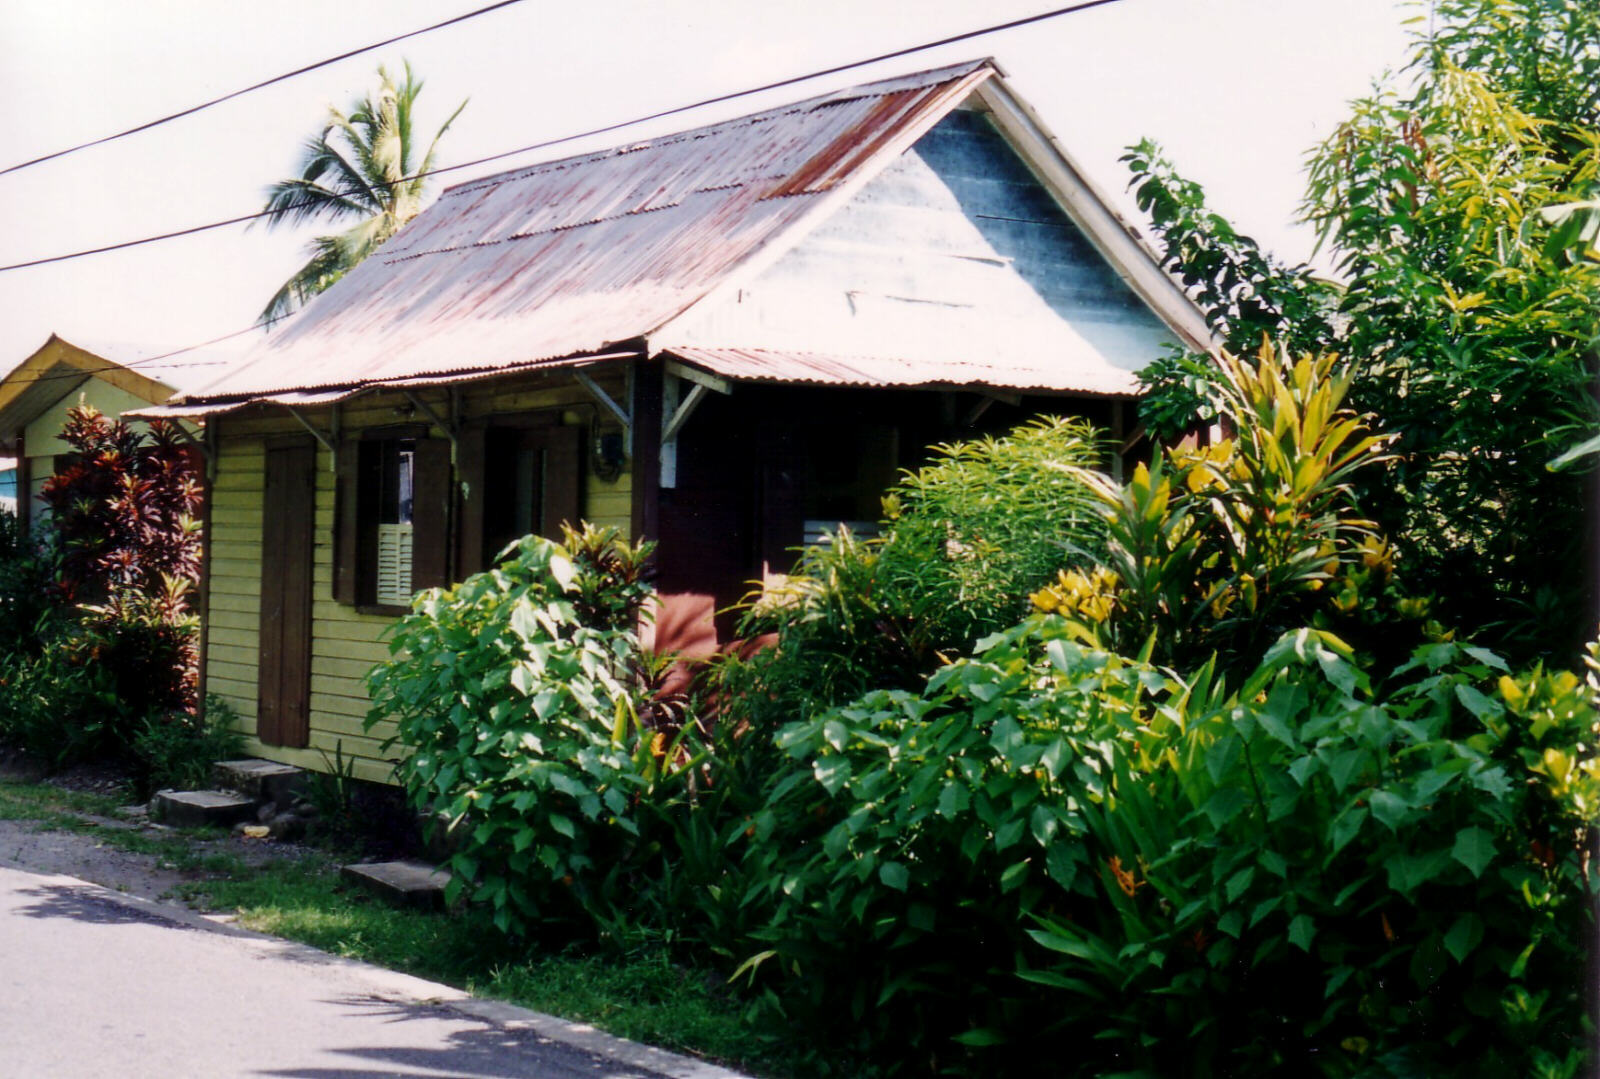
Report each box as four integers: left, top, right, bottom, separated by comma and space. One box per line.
135, 59, 1210, 781
0, 334, 218, 532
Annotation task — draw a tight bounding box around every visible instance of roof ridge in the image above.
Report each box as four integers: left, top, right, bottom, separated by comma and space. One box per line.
439, 59, 994, 198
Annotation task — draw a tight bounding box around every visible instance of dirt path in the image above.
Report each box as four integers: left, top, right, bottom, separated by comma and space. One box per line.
0, 759, 327, 905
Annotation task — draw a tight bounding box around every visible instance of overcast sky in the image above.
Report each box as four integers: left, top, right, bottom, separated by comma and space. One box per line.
0, 0, 1413, 382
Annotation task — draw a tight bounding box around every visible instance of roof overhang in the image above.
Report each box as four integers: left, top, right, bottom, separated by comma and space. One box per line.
660, 346, 1139, 398
130, 350, 641, 420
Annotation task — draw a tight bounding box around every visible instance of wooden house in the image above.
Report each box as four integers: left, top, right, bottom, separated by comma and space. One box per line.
137, 60, 1209, 781
0, 335, 213, 533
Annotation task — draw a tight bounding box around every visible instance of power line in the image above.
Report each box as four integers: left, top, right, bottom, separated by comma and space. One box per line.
0, 0, 528, 178
0, 319, 288, 394
0, 0, 1127, 275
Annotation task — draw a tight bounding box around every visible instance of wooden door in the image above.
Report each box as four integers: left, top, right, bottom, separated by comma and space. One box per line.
258, 442, 315, 748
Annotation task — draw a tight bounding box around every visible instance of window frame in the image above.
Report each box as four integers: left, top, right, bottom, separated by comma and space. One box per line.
333, 425, 451, 614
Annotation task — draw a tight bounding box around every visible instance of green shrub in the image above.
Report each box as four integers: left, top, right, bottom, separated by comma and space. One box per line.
132, 694, 246, 794
1034, 341, 1431, 672
0, 511, 59, 664
367, 524, 706, 938
725, 417, 1107, 728
739, 618, 1595, 1075
0, 636, 122, 767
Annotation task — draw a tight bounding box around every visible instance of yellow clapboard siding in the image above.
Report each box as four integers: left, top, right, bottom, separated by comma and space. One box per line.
210, 488, 266, 511
312, 654, 384, 684
206, 607, 258, 632
312, 618, 399, 645
312, 639, 391, 667
206, 649, 256, 675
208, 642, 256, 668
209, 557, 267, 581
309, 673, 374, 705
207, 686, 257, 719
209, 589, 262, 614
209, 579, 263, 602
306, 710, 390, 743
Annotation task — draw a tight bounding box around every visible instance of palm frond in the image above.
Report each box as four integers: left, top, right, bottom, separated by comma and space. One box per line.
258, 62, 465, 317
259, 235, 354, 324
259, 176, 372, 229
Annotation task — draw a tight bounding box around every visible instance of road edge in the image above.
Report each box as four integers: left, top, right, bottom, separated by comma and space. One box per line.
1, 861, 752, 1079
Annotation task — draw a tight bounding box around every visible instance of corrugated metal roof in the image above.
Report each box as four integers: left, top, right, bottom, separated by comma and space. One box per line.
187, 61, 998, 402
663, 346, 1138, 397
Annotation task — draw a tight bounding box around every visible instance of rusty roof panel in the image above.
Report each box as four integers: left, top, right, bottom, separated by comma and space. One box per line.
663, 345, 1139, 397
190, 61, 997, 401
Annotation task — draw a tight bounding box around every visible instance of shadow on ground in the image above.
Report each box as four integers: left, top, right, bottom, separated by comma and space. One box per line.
256, 994, 672, 1079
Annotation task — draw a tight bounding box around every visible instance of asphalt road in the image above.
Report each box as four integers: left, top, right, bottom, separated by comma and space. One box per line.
0, 864, 742, 1079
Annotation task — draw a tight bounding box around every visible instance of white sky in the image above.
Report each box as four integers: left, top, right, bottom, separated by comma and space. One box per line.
0, 0, 1414, 381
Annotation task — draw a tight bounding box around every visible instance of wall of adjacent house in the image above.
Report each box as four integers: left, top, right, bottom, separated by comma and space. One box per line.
20, 378, 170, 529
204, 369, 633, 783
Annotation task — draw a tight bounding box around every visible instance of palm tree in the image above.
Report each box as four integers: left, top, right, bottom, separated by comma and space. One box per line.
258, 62, 466, 324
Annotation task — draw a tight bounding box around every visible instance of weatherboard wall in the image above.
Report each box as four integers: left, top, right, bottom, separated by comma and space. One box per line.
661, 108, 1174, 392
203, 370, 632, 783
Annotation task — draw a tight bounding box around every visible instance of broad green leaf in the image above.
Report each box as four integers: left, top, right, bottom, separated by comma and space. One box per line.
952, 1028, 1007, 1047
1288, 914, 1316, 952
879, 861, 910, 892
1454, 684, 1504, 723
1451, 827, 1496, 878
1444, 913, 1484, 962
1367, 790, 1412, 831
937, 783, 970, 819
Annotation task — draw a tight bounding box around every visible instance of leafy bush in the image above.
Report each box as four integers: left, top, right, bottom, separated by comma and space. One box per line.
0, 510, 59, 663
725, 417, 1107, 728
131, 694, 247, 794
738, 617, 1594, 1076
1033, 341, 1420, 671
367, 524, 705, 937
1126, 0, 1600, 657
40, 405, 203, 714
0, 632, 122, 766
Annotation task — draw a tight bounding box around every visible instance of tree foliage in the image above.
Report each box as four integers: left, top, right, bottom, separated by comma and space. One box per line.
1126, 0, 1600, 656
259, 62, 465, 323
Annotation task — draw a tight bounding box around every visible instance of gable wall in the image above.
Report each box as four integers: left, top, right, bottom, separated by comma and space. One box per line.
661, 109, 1175, 383
204, 368, 632, 782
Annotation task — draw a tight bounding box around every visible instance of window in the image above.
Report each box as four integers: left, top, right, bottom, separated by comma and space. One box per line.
334, 433, 450, 610
456, 421, 582, 577
373, 440, 415, 605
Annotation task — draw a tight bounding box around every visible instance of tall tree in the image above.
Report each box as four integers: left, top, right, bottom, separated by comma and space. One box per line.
259, 62, 466, 323
1126, 0, 1600, 659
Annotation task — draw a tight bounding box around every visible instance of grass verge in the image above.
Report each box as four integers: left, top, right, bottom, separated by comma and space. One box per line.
0, 774, 808, 1078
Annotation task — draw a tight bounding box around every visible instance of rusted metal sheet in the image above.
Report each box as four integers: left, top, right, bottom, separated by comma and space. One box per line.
188, 61, 999, 402
662, 345, 1137, 397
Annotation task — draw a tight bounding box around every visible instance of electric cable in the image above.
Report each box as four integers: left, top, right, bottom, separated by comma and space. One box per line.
0, 0, 528, 178
0, 0, 1127, 274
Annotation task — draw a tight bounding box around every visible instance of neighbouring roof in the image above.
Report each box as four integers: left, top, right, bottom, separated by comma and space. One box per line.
0, 335, 223, 443
166, 59, 1208, 411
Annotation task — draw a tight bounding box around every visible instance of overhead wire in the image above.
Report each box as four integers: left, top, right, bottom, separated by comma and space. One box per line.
0, 0, 1127, 275
0, 0, 528, 178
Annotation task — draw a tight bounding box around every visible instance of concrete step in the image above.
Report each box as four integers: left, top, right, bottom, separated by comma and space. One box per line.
341, 859, 452, 911
212, 758, 306, 811
149, 789, 257, 829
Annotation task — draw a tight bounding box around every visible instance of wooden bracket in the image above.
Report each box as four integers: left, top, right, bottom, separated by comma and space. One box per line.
575, 370, 632, 454
658, 366, 730, 489
284, 407, 335, 457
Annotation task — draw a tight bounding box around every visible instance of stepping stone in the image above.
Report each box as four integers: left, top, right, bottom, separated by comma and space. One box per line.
150, 789, 257, 829
213, 758, 306, 809
341, 859, 452, 911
